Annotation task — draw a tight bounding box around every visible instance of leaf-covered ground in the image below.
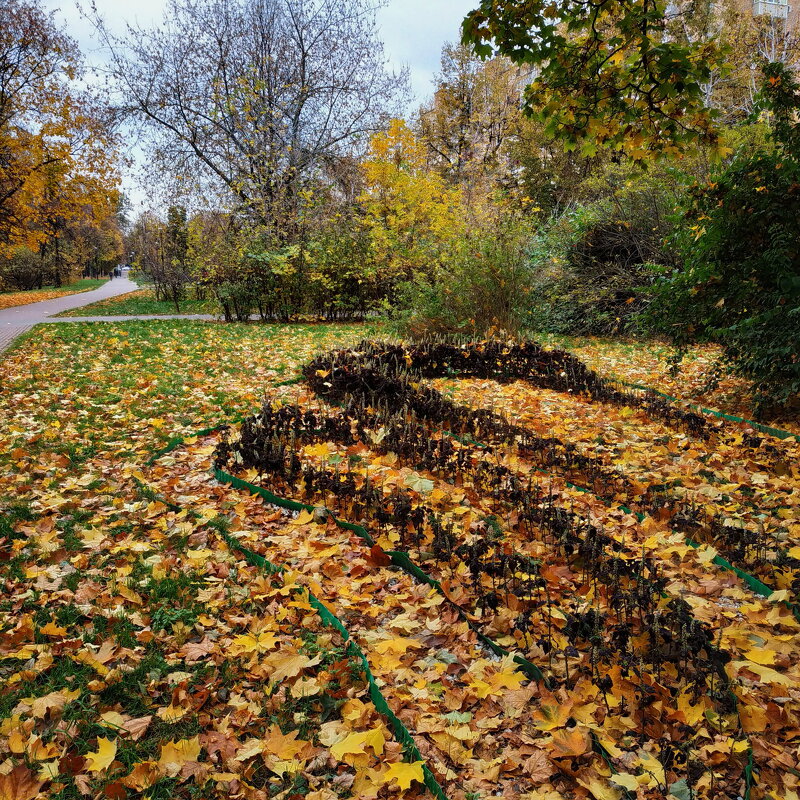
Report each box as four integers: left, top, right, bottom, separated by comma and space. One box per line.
538, 335, 800, 435
54, 290, 217, 317
0, 280, 107, 311
1, 321, 798, 800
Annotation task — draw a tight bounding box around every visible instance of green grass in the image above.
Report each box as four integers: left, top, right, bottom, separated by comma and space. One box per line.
0, 319, 376, 470
56, 288, 218, 317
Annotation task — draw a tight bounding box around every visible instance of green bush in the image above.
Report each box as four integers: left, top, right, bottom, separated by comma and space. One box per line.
645, 63, 800, 412
526, 189, 675, 335
392, 218, 535, 337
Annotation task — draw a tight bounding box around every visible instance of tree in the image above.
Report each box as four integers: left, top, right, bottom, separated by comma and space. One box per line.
0, 0, 119, 261
129, 207, 191, 311
462, 0, 729, 159
419, 44, 526, 188
665, 0, 800, 123
95, 0, 406, 243
359, 119, 465, 293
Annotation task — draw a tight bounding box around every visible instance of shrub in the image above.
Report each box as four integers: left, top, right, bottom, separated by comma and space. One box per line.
0, 247, 45, 290
392, 217, 535, 337
645, 63, 800, 412
526, 187, 676, 335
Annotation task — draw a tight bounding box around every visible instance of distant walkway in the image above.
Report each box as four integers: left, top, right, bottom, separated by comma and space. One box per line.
0, 277, 142, 353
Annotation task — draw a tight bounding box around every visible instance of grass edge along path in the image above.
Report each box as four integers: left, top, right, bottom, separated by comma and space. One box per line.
52, 288, 219, 318
0, 279, 107, 310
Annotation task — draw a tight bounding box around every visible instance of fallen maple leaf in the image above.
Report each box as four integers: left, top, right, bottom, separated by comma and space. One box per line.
120, 760, 160, 791
156, 700, 190, 723
330, 727, 386, 761
382, 760, 425, 791
263, 725, 309, 760
30, 688, 80, 719
158, 737, 201, 777
266, 651, 321, 682
373, 637, 419, 654
85, 737, 117, 773
548, 727, 591, 758
522, 749, 556, 781
0, 764, 44, 800
577, 772, 623, 800
229, 630, 279, 656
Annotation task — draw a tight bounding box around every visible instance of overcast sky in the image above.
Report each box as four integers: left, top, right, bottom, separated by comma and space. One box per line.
41, 0, 477, 210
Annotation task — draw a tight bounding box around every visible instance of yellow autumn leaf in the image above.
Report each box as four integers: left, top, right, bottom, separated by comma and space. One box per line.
740, 703, 768, 733
266, 652, 321, 682
383, 760, 425, 790
263, 724, 309, 759
610, 773, 639, 791
185, 547, 212, 565
488, 664, 526, 693
744, 648, 777, 666
158, 737, 201, 776
268, 759, 305, 776
532, 697, 572, 730
330, 727, 386, 760
635, 750, 665, 786
39, 621, 67, 637
99, 711, 126, 729
373, 637, 420, 654
85, 737, 117, 772
229, 631, 280, 656
304, 442, 331, 458
733, 661, 798, 687
291, 676, 322, 698
73, 650, 110, 676
732, 739, 750, 753
468, 677, 492, 699
696, 544, 718, 564
577, 773, 622, 800
156, 700, 190, 723
677, 690, 711, 726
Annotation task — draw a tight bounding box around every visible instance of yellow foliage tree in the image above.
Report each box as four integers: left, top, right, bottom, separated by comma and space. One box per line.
0, 0, 120, 277
360, 119, 465, 290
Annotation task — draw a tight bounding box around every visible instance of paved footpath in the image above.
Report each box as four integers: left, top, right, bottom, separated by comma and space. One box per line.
0, 277, 217, 354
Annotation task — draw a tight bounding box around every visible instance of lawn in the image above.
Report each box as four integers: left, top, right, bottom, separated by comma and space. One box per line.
1, 321, 798, 799
56, 288, 218, 317
0, 278, 107, 311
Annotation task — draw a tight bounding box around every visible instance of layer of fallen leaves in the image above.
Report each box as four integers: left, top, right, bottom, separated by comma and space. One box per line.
200, 385, 800, 799
435, 377, 800, 600
2, 322, 799, 800
0, 469, 426, 798
1, 321, 415, 800
540, 335, 800, 435
0, 286, 99, 311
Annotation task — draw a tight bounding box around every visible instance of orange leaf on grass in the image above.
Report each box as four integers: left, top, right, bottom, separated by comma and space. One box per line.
0, 764, 44, 800
548, 727, 591, 758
